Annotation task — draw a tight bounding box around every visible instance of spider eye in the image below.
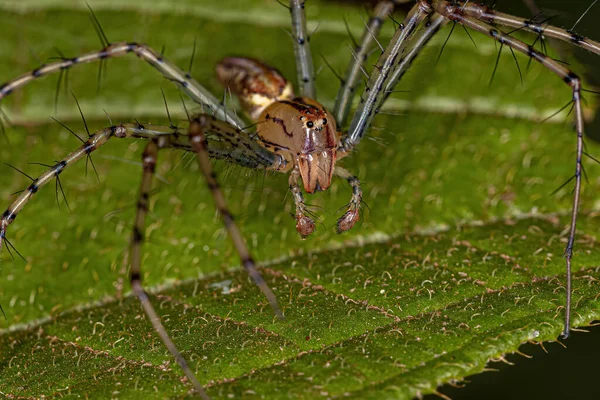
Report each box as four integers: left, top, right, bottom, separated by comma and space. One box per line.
322, 118, 327, 125
307, 121, 314, 128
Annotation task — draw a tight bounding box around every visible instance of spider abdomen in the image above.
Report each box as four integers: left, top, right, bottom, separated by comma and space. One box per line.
216, 57, 294, 121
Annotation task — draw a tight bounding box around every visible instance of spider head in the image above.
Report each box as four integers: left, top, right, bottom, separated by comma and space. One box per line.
288, 98, 339, 194
257, 97, 340, 194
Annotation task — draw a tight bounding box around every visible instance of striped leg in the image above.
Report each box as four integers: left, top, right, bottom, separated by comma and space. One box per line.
0, 123, 213, 256
0, 42, 245, 129
289, 0, 316, 98
1, 126, 118, 253
343, 2, 431, 149
189, 115, 283, 319
376, 13, 446, 124
129, 141, 209, 399
0, 118, 280, 269
459, 1, 600, 55
333, 0, 397, 128
334, 166, 362, 233
0, 117, 282, 396
430, 0, 585, 339
339, 10, 446, 151
123, 125, 275, 395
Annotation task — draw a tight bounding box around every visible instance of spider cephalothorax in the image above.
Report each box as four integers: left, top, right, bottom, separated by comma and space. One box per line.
259, 97, 340, 192
217, 56, 357, 237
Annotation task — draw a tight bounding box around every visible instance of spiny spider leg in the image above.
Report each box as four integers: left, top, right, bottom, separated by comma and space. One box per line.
1, 126, 113, 240
131, 117, 283, 397
460, 2, 600, 55
129, 140, 209, 399
0, 119, 282, 242
333, 0, 397, 127
343, 3, 430, 149
0, 42, 246, 129
0, 116, 284, 396
0, 120, 283, 304
341, 0, 594, 337
379, 14, 447, 111
189, 115, 283, 319
342, 1, 599, 150
290, 0, 316, 98
431, 1, 586, 339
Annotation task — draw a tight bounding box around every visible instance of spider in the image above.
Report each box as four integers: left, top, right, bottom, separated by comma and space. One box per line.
0, 0, 599, 398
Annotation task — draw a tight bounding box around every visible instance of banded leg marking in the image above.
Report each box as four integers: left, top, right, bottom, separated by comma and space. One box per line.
378, 14, 447, 109
345, 2, 431, 149
1, 126, 115, 254
433, 1, 585, 338
188, 115, 284, 320
129, 141, 209, 399
458, 1, 600, 55
339, 10, 446, 153
1, 123, 193, 257
289, 0, 316, 98
0, 42, 245, 129
333, 0, 396, 128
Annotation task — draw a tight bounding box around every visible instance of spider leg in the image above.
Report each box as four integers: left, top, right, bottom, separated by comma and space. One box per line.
337, 0, 589, 337
431, 0, 585, 339
129, 140, 209, 399
342, 3, 445, 151
0, 43, 246, 129
289, 166, 316, 237
334, 0, 397, 128
0, 117, 284, 395
1, 119, 282, 263
194, 115, 283, 170
334, 166, 362, 233
378, 14, 447, 118
459, 1, 600, 55
189, 115, 283, 319
1, 126, 115, 250
289, 0, 316, 98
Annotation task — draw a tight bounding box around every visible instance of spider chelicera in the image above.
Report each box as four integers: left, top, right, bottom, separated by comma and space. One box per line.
0, 0, 599, 397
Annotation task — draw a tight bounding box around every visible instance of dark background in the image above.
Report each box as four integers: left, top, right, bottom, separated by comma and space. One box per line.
330, 1, 600, 399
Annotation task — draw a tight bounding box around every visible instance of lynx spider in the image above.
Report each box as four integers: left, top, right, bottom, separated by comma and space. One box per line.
1, 0, 599, 397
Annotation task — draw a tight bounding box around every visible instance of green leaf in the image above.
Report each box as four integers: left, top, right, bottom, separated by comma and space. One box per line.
0, 0, 599, 398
